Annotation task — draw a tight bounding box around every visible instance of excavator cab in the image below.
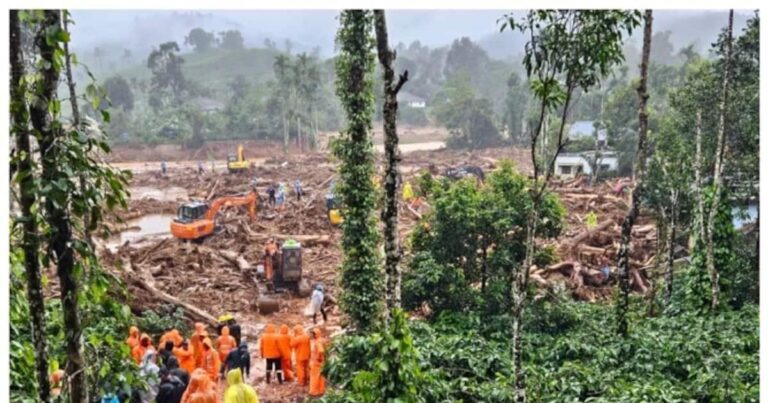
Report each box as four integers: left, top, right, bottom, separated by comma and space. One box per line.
227, 144, 250, 173
175, 202, 209, 223
171, 191, 257, 241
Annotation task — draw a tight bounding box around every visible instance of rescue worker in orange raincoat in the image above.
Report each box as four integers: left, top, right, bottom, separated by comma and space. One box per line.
174, 339, 196, 374
201, 338, 221, 384
309, 328, 326, 397
192, 322, 207, 368
290, 324, 311, 386
50, 369, 65, 398
264, 239, 278, 284
126, 326, 140, 350
132, 333, 154, 364
181, 368, 219, 403
259, 324, 283, 384
188, 392, 218, 403
160, 328, 184, 348
276, 324, 294, 382
217, 326, 237, 364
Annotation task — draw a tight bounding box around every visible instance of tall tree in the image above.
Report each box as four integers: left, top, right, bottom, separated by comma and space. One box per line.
334, 10, 382, 333
28, 10, 88, 403
616, 10, 653, 337
373, 9, 409, 322
184, 28, 216, 52
11, 10, 51, 402
502, 10, 641, 400
705, 10, 734, 311
147, 42, 186, 107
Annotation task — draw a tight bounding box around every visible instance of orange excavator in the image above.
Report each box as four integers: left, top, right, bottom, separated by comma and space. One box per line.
170, 190, 258, 241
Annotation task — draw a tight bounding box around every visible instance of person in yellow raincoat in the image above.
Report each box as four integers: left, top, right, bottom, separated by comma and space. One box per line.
223, 369, 259, 403
308, 328, 326, 397
402, 181, 414, 202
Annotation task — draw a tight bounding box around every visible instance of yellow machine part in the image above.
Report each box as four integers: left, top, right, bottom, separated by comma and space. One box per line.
328, 209, 343, 225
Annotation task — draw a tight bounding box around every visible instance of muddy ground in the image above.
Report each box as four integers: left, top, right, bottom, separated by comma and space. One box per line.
90, 143, 655, 402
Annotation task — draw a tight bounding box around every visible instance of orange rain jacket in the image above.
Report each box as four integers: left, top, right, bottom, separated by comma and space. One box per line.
181, 369, 220, 403
192, 322, 207, 369
160, 329, 184, 348
291, 324, 311, 385
309, 328, 326, 397
217, 326, 237, 364
174, 340, 196, 374
277, 324, 294, 382
201, 338, 221, 383
132, 333, 154, 364
259, 324, 281, 359
126, 326, 140, 350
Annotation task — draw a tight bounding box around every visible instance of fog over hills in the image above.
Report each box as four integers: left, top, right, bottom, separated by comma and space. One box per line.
70, 9, 752, 70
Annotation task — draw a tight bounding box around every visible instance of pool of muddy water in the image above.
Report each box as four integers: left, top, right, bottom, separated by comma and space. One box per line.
102, 214, 176, 251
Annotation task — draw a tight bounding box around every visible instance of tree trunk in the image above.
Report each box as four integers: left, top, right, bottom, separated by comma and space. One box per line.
616, 9, 652, 338
512, 312, 525, 403
282, 112, 288, 154
705, 9, 734, 311
664, 197, 677, 306
62, 13, 93, 250
374, 10, 408, 322
297, 117, 302, 152
30, 10, 89, 403
11, 10, 52, 403
694, 111, 705, 243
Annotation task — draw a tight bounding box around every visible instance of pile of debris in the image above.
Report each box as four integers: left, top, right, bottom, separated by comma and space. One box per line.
532, 177, 657, 302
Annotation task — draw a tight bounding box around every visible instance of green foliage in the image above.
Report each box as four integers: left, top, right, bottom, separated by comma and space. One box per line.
136, 305, 189, 338
218, 30, 245, 50
432, 73, 503, 149
184, 28, 216, 52
407, 161, 565, 316
103, 76, 134, 111
325, 310, 425, 402
147, 41, 186, 107
326, 300, 758, 402
333, 10, 383, 333
681, 186, 743, 312
10, 249, 143, 401
402, 252, 477, 314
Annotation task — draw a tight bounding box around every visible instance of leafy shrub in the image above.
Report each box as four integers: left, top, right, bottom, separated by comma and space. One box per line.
136, 305, 189, 340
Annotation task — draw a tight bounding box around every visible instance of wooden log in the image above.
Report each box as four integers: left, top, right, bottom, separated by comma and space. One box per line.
206, 179, 220, 201
566, 220, 614, 246
123, 258, 218, 327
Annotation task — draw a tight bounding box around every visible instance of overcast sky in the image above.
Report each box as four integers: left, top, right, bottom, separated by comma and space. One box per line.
69, 9, 753, 60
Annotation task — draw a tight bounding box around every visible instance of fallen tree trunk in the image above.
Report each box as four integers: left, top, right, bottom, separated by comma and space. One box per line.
567, 220, 614, 246
218, 250, 252, 271
123, 258, 218, 327
206, 179, 220, 201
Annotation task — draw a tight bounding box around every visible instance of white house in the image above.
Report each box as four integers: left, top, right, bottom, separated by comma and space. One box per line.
555, 151, 619, 178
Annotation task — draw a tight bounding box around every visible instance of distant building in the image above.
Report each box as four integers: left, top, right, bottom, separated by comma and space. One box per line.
397, 91, 426, 109
555, 151, 618, 178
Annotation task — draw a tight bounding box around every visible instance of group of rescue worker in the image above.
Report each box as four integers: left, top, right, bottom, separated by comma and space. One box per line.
115, 314, 325, 402
257, 323, 326, 397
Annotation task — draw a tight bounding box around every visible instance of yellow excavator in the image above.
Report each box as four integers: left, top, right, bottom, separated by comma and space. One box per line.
170, 190, 257, 241
227, 144, 250, 173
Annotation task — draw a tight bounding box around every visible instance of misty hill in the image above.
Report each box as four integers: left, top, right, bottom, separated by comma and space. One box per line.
82, 47, 284, 94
